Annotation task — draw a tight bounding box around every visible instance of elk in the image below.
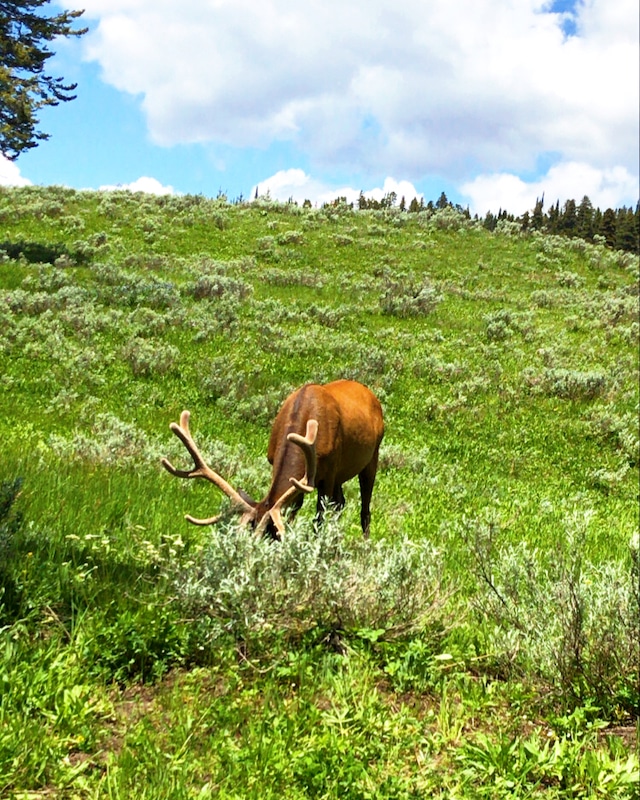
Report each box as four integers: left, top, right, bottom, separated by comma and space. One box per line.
161, 380, 384, 539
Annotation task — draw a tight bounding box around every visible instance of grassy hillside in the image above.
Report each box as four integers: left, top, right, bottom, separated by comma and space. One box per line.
0, 185, 638, 798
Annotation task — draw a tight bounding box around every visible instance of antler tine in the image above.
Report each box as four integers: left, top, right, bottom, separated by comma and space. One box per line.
185, 512, 225, 526
287, 418, 318, 493
161, 410, 254, 519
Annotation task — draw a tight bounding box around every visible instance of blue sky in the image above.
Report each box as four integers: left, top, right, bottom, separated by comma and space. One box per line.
2, 0, 638, 214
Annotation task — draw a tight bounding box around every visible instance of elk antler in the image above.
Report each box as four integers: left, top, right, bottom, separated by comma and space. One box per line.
161, 410, 254, 525
287, 419, 318, 493
256, 418, 319, 537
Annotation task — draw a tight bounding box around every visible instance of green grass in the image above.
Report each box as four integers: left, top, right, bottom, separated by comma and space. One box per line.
0, 185, 638, 797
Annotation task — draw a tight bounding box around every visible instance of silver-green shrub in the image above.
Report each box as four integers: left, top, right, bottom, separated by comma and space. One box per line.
185, 274, 252, 302
173, 518, 444, 648
122, 337, 179, 377
48, 413, 161, 465
538, 368, 607, 401
484, 309, 520, 341
276, 229, 305, 245
465, 511, 639, 711
380, 275, 443, 317
584, 408, 639, 465
494, 218, 523, 237
418, 207, 472, 232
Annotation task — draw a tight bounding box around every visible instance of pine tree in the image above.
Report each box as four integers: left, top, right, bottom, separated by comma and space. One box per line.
616, 207, 638, 252
483, 211, 496, 231
0, 1, 87, 159
576, 196, 594, 240
547, 201, 560, 233
532, 197, 544, 230
560, 199, 577, 236
601, 208, 617, 248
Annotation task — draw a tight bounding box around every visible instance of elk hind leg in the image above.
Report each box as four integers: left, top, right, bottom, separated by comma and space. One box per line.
358, 451, 379, 538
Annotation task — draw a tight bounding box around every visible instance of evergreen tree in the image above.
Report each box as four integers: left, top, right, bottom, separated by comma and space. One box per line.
560, 198, 577, 236
616, 207, 638, 252
576, 196, 594, 240
382, 191, 397, 209
601, 208, 617, 248
532, 197, 544, 230
547, 201, 560, 233
435, 191, 449, 210
0, 1, 87, 159
483, 211, 496, 231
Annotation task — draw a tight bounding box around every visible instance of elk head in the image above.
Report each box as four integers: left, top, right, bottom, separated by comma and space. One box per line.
161, 410, 318, 538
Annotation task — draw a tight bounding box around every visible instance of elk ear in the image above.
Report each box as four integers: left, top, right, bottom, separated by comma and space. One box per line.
238, 488, 257, 507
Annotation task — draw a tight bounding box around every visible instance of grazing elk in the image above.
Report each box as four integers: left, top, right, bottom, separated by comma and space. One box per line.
162, 380, 384, 538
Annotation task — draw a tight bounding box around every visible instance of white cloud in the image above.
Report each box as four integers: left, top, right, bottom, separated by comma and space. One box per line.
79, 0, 638, 186
461, 162, 639, 216
99, 176, 175, 195
0, 155, 32, 187
0, 162, 175, 196
252, 169, 422, 206
77, 0, 638, 215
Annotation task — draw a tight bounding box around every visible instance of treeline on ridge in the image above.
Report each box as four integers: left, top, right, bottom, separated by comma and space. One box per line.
329, 190, 639, 254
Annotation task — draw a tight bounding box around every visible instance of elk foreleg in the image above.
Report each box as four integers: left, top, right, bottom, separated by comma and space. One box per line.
314, 481, 345, 529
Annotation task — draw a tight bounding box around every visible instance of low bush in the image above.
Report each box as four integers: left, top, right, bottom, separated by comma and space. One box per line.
537, 368, 607, 401
173, 518, 446, 655
380, 276, 443, 317
464, 511, 639, 717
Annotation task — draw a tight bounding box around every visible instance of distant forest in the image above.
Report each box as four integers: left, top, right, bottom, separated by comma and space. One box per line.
351, 191, 640, 254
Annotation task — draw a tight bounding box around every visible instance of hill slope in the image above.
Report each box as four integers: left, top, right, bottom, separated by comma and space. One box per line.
0, 186, 638, 797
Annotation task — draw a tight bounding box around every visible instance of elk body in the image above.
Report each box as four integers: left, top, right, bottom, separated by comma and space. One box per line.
162, 380, 384, 538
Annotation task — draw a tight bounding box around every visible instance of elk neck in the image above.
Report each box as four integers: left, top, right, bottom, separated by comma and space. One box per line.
267, 385, 316, 506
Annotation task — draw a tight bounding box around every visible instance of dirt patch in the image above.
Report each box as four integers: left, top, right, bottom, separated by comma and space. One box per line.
601, 725, 638, 750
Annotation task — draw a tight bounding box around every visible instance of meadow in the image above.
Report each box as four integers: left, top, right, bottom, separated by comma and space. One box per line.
0, 185, 638, 798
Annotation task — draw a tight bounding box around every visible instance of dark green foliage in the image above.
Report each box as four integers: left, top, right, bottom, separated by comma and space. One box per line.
602, 208, 617, 248
577, 195, 595, 240
0, 476, 22, 534
0, 476, 23, 619
475, 194, 639, 253
0, 0, 87, 158
78, 600, 191, 684
0, 237, 87, 264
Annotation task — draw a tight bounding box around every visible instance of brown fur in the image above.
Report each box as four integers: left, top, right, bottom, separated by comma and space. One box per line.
256, 380, 384, 536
